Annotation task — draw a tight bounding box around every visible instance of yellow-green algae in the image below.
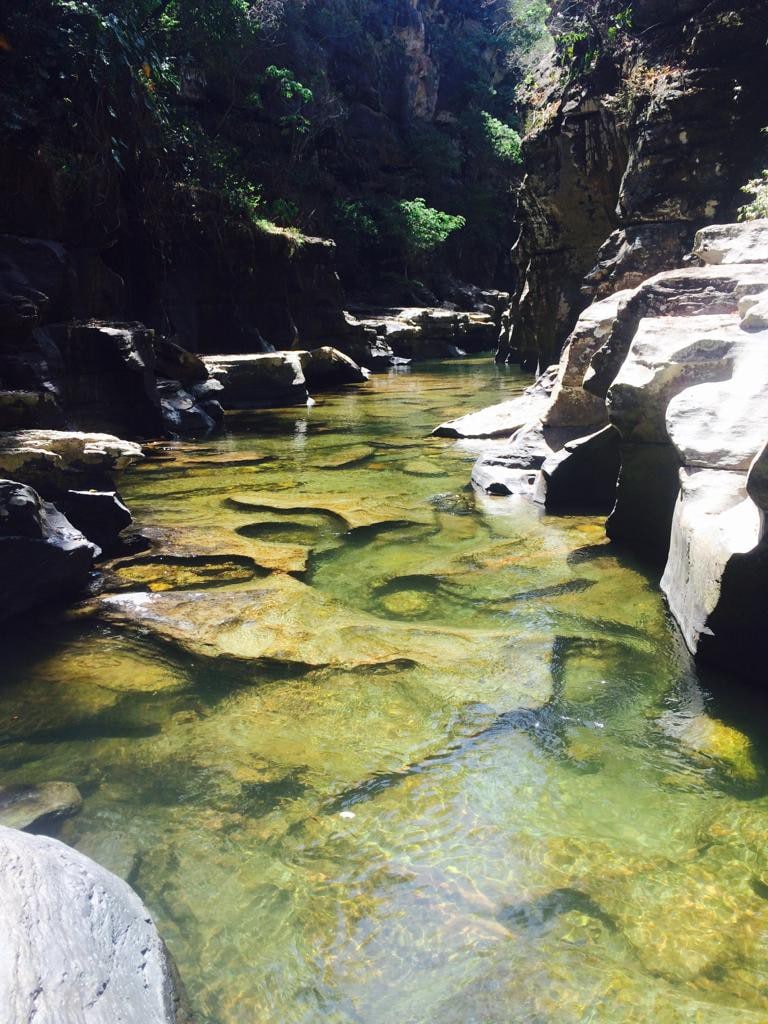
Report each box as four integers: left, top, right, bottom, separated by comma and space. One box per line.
1, 358, 767, 1024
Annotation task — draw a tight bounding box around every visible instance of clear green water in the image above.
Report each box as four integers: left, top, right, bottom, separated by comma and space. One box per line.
3, 357, 768, 1023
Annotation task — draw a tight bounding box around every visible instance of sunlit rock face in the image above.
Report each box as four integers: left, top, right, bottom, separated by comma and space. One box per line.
445, 221, 768, 681
0, 826, 190, 1024
595, 222, 768, 678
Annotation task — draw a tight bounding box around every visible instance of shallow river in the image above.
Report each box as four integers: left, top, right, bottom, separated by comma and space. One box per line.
3, 358, 768, 1023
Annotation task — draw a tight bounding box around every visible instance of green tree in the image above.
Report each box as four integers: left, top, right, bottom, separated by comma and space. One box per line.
388, 198, 466, 276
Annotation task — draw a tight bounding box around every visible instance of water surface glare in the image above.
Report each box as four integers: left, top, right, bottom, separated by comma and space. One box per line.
2, 358, 768, 1023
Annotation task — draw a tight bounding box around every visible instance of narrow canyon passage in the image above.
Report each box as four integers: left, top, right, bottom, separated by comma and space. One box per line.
2, 359, 767, 1024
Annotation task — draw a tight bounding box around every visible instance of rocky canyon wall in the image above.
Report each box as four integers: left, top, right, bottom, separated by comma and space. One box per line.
500, 0, 768, 369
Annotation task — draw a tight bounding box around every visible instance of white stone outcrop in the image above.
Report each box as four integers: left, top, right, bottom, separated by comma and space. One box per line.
544, 289, 631, 428
0, 825, 188, 1023
455, 293, 628, 506
694, 221, 768, 265
433, 365, 558, 440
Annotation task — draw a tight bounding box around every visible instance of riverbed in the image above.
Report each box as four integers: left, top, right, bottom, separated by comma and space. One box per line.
2, 358, 768, 1023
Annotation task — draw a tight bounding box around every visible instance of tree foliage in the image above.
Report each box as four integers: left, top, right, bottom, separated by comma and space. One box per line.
389, 199, 466, 263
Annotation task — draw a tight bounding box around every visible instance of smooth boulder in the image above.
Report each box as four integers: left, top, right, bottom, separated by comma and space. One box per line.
0, 825, 190, 1023
0, 429, 142, 495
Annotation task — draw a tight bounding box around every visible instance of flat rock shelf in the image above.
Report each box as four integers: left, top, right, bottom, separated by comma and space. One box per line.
2, 357, 768, 1024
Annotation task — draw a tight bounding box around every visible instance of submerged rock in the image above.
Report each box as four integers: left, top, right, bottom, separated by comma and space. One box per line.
0, 781, 82, 832
95, 575, 513, 673
0, 825, 190, 1023
112, 522, 311, 577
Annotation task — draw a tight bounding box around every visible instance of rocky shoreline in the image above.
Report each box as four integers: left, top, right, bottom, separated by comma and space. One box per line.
441, 220, 768, 684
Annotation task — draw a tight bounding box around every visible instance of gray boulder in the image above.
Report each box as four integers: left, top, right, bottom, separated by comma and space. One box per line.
536, 426, 621, 513
202, 352, 309, 408
157, 379, 223, 437
58, 489, 133, 555
297, 346, 368, 388
584, 263, 768, 399
694, 221, 768, 266
53, 320, 164, 437
543, 290, 631, 429
0, 825, 190, 1023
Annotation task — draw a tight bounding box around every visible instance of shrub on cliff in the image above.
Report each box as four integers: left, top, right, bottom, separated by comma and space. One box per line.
481, 112, 522, 163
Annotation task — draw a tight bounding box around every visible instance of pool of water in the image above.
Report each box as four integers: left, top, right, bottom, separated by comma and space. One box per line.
2, 357, 768, 1023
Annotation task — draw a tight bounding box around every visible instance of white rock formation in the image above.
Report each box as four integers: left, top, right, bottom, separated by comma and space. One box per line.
694, 221, 768, 265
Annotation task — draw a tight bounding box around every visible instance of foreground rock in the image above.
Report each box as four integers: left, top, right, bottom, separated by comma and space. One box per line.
0, 479, 98, 620
0, 825, 190, 1023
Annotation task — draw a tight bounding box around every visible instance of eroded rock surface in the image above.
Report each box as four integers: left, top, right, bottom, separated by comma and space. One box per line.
434, 366, 557, 440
